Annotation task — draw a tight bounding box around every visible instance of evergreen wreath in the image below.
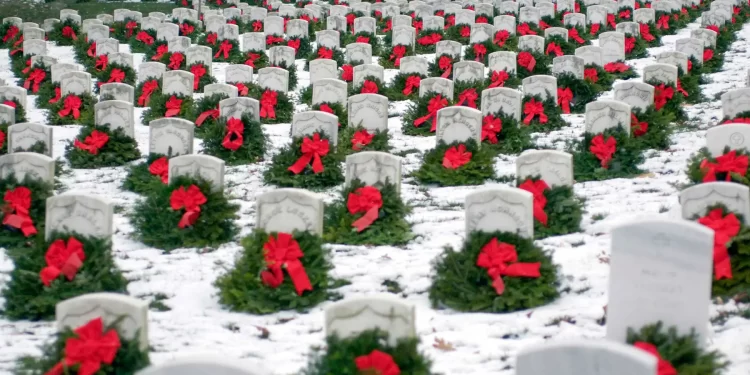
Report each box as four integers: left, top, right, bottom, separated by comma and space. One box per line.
401, 92, 453, 137
721, 111, 750, 125
516, 22, 544, 37
302, 329, 433, 375
0, 173, 53, 250
145, 43, 172, 65
111, 17, 140, 43
585, 64, 616, 91
188, 62, 218, 92
64, 126, 141, 169
193, 93, 230, 138
485, 69, 522, 89
625, 322, 729, 374
10, 54, 34, 78
684, 147, 750, 188
415, 29, 445, 54
349, 77, 387, 97
141, 92, 197, 125
556, 73, 602, 114
385, 72, 426, 102
262, 132, 345, 189
134, 78, 160, 108
338, 126, 390, 156
14, 318, 150, 374
210, 38, 246, 64
428, 54, 458, 80
516, 50, 552, 79
201, 114, 269, 165
518, 176, 584, 239
248, 85, 294, 124
623, 32, 649, 59
298, 85, 313, 106
545, 35, 577, 56
428, 230, 559, 313
129, 28, 157, 54
176, 19, 201, 42
1, 232, 129, 320
481, 111, 534, 154
378, 45, 415, 70
0, 97, 27, 123
702, 45, 725, 74
639, 22, 662, 48
412, 140, 496, 187
541, 15, 562, 28
303, 48, 345, 71
453, 80, 486, 111
443, 24, 471, 45
243, 49, 270, 70
272, 61, 299, 91
47, 92, 97, 126
71, 38, 97, 72
215, 229, 339, 314
566, 25, 592, 47
48, 19, 81, 47
323, 180, 412, 246
463, 40, 499, 65
0, 22, 21, 49
129, 176, 239, 251
644, 79, 686, 123
287, 36, 313, 59
677, 64, 705, 105
0, 123, 8, 155
570, 127, 645, 182
122, 153, 171, 196
342, 32, 380, 55
21, 61, 51, 96
603, 60, 638, 81
93, 63, 137, 94
312, 101, 348, 129
629, 105, 674, 151
521, 94, 566, 132
34, 81, 60, 110
491, 29, 519, 51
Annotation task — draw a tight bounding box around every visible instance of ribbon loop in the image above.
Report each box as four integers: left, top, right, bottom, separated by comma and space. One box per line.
698, 208, 739, 280
442, 144, 472, 169
74, 130, 109, 155
557, 88, 574, 114
39, 237, 85, 287
221, 117, 245, 151
164, 96, 183, 117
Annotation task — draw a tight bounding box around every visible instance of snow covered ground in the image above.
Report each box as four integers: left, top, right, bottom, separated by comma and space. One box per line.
0, 13, 749, 375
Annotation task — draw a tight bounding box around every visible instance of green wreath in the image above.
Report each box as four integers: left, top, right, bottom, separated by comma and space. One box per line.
289, 36, 314, 59
721, 110, 750, 125
142, 40, 167, 62
556, 73, 602, 114
302, 329, 432, 375
21, 61, 52, 96
429, 230, 559, 313
625, 322, 729, 374
141, 92, 196, 125
521, 94, 566, 132
567, 25, 593, 47
47, 19, 81, 46
541, 15, 563, 27
684, 147, 750, 187
677, 64, 705, 104
47, 92, 97, 126
384, 72, 426, 102
262, 132, 345, 189
10, 53, 33, 78
210, 38, 246, 64
463, 40, 498, 65
94, 63, 137, 94
349, 76, 387, 97
128, 28, 157, 54
298, 85, 313, 106
193, 93, 229, 138
545, 35, 577, 56
272, 61, 299, 91
129, 176, 239, 251
640, 22, 663, 48
453, 79, 486, 110
482, 111, 534, 154
0, 173, 53, 250
247, 84, 294, 124
176, 19, 201, 42
518, 176, 584, 239
605, 60, 638, 81
65, 126, 141, 169
0, 22, 21, 49
585, 64, 616, 91
516, 50, 552, 79
32, 80, 58, 110
701, 47, 725, 74
570, 127, 645, 182
323, 180, 412, 245
201, 114, 269, 165
412, 140, 496, 186
187, 63, 218, 92
443, 24, 471, 45
629, 105, 674, 151
111, 17, 139, 43
72, 39, 96, 70
401, 92, 454, 137
623, 32, 649, 59
312, 101, 348, 129
215, 229, 339, 314
303, 48, 345, 71
15, 322, 150, 373
122, 153, 171, 196
1, 231, 128, 320
428, 54, 458, 79
134, 79, 160, 108
644, 79, 686, 123
342, 32, 380, 55
338, 126, 390, 156
378, 45, 415, 70
0, 97, 27, 123
415, 30, 444, 54
485, 69, 522, 89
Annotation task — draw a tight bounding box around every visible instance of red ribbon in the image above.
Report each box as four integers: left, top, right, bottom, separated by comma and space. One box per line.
43, 318, 121, 375
266, 35, 284, 46
704, 48, 714, 62
94, 54, 108, 71
58, 95, 82, 120
106, 68, 125, 84
445, 15, 455, 28
607, 14, 616, 29
190, 64, 206, 90
539, 20, 550, 30
39, 237, 85, 287
149, 156, 168, 183
2, 25, 19, 43
476, 16, 489, 23
361, 80, 378, 94
519, 178, 549, 226
476, 238, 541, 295
488, 70, 509, 88
584, 68, 599, 83
518, 51, 536, 72
136, 31, 154, 45
390, 45, 406, 67
74, 130, 109, 155
244, 52, 261, 67
152, 44, 168, 60
3, 186, 37, 237
25, 68, 46, 93
317, 47, 333, 59
125, 21, 138, 38
87, 42, 97, 58
62, 26, 77, 40
288, 133, 329, 174
168, 52, 184, 70
170, 184, 207, 228
545, 43, 563, 57
206, 32, 217, 45
260, 90, 278, 119
523, 98, 547, 124
383, 19, 392, 33
590, 23, 601, 35
260, 232, 313, 295
640, 24, 655, 42
460, 26, 471, 38
589, 134, 616, 168
222, 117, 244, 151
355, 351, 401, 375
287, 38, 301, 52
402, 75, 421, 96
413, 20, 423, 33
473, 44, 487, 62
517, 23, 537, 35
49, 87, 61, 104
633, 342, 677, 375
351, 129, 374, 151
341, 64, 354, 81
557, 87, 573, 114
165, 96, 183, 117
233, 82, 249, 96
676, 80, 688, 97
656, 15, 670, 29
356, 36, 370, 44
180, 22, 195, 36
494, 30, 510, 47
414, 95, 447, 132
347, 186, 383, 232
196, 104, 220, 126
700, 150, 749, 182
624, 37, 636, 54
698, 208, 739, 280
417, 33, 442, 45
215, 40, 233, 59
707, 25, 720, 34
654, 84, 674, 111
457, 88, 478, 108
252, 20, 263, 32
443, 144, 472, 169
631, 113, 648, 137
604, 62, 629, 73
619, 9, 631, 19
138, 80, 159, 106
438, 56, 453, 78
481, 115, 502, 143
568, 28, 585, 44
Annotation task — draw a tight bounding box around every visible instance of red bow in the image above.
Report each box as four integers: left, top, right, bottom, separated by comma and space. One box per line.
481, 115, 502, 143
417, 33, 442, 45
457, 88, 478, 108
260, 232, 313, 295
87, 42, 97, 58
347, 186, 383, 232
402, 75, 421, 96
704, 48, 714, 62
584, 68, 599, 83
539, 20, 550, 30
244, 52, 261, 67
656, 15, 670, 29
619, 9, 631, 19
383, 19, 392, 33
698, 208, 739, 280
39, 237, 85, 287
545, 43, 563, 57
0, 129, 5, 150
700, 150, 749, 182
346, 13, 356, 28
517, 23, 537, 35
25, 68, 46, 93
518, 51, 536, 72
438, 56, 453, 78
590, 23, 601, 35
260, 90, 278, 119
443, 144, 472, 169
125, 21, 138, 38
49, 87, 61, 104
222, 117, 244, 151
445, 15, 455, 28
2, 186, 37, 237
412, 20, 423, 33
266, 35, 284, 45
355, 350, 400, 375
460, 26, 471, 38
557, 87, 573, 114
606, 14, 616, 28
168, 52, 184, 70
589, 134, 616, 168
170, 184, 207, 228
624, 37, 636, 54
2, 25, 18, 43
2, 100, 14, 109
604, 62, 629, 73
568, 28, 585, 44
287, 38, 301, 52
233, 82, 249, 96
473, 44, 487, 62
654, 84, 673, 111
94, 54, 108, 71
288, 133, 329, 174
361, 80, 379, 94
138, 80, 159, 106
476, 16, 489, 23
252, 20, 263, 32
317, 47, 333, 59
206, 32, 218, 45
356, 36, 370, 44
215, 40, 233, 59
351, 129, 374, 151
523, 98, 547, 124
106, 68, 125, 84
707, 25, 719, 34
74, 130, 109, 155
631, 113, 648, 137
414, 95, 447, 131
494, 30, 510, 47
62, 26, 77, 40
640, 24, 655, 41
165, 96, 182, 117
318, 104, 335, 117
152, 44, 168, 60
489, 70, 509, 88
43, 318, 121, 375
519, 179, 549, 226
633, 342, 677, 375
676, 80, 689, 97
190, 64, 206, 90
148, 157, 168, 183
476, 238, 541, 295
136, 31, 154, 45
180, 23, 195, 36
390, 45, 406, 67
341, 64, 354, 81
196, 104, 220, 126
58, 95, 82, 120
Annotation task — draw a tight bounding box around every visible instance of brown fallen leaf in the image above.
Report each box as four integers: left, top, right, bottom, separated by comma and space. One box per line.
433, 337, 455, 351
637, 172, 656, 178
255, 326, 270, 339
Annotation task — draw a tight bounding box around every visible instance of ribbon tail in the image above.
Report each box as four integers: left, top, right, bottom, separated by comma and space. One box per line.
285, 260, 313, 295
39, 266, 61, 287
195, 110, 215, 126
288, 153, 313, 174
491, 276, 506, 295
178, 209, 200, 228
713, 244, 733, 280
534, 204, 548, 226
441, 66, 451, 78
504, 262, 542, 278
352, 206, 379, 232
60, 253, 83, 281
311, 154, 324, 174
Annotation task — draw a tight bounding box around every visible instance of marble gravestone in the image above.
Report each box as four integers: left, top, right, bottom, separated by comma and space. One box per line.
255, 188, 325, 235
705, 123, 750, 157
419, 77, 454, 100
613, 81, 654, 112
168, 155, 225, 192
94, 100, 135, 138
325, 295, 415, 345
291, 111, 340, 146
345, 151, 402, 192
0, 152, 55, 183
347, 94, 389, 132
220, 97, 260, 123
45, 194, 114, 240
7, 123, 53, 157
481, 88, 523, 121
516, 150, 574, 187
149, 118, 195, 156
465, 186, 535, 238
516, 340, 657, 375
584, 100, 632, 135
435, 106, 482, 146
